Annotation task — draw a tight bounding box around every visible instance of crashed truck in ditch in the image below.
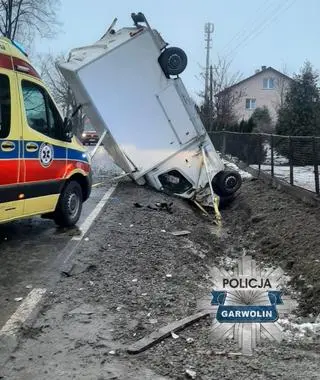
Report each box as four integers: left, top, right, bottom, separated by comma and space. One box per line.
57, 12, 242, 209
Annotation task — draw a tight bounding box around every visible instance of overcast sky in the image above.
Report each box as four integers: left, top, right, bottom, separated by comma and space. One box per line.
35, 0, 317, 101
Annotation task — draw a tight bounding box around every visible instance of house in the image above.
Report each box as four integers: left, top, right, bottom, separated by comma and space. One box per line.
216, 66, 293, 125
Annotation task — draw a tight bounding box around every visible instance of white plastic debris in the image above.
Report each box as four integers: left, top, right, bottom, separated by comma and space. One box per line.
108, 350, 116, 355
228, 352, 243, 357
170, 230, 191, 236
84, 237, 89, 241
116, 306, 122, 311
149, 319, 158, 324
171, 332, 179, 339
14, 297, 23, 302
166, 274, 172, 278
185, 369, 197, 379
186, 337, 194, 343
141, 293, 148, 296
130, 224, 134, 228
26, 285, 33, 289
147, 312, 151, 317
161, 230, 166, 233
132, 278, 138, 282
89, 281, 94, 286
278, 318, 320, 339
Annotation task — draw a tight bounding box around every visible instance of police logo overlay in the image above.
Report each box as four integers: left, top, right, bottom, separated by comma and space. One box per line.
39, 143, 54, 167
204, 256, 297, 355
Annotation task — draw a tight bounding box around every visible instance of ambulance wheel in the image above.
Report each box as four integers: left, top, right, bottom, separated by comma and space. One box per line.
212, 170, 242, 196
158, 47, 188, 76
54, 180, 83, 227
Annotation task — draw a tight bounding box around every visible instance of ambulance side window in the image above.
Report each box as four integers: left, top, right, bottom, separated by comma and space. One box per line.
21, 80, 62, 140
0, 74, 11, 139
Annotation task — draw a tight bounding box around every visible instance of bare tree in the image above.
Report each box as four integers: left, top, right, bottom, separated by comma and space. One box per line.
0, 0, 61, 46
197, 57, 245, 131
37, 53, 85, 136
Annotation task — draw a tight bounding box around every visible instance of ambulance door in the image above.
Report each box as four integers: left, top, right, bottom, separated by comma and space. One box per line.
0, 70, 23, 221
18, 76, 68, 216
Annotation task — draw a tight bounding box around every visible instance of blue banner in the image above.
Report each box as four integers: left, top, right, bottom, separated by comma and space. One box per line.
216, 305, 278, 323
211, 290, 283, 323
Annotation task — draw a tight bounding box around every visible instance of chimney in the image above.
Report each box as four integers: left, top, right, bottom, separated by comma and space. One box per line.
261, 65, 267, 70
255, 69, 260, 74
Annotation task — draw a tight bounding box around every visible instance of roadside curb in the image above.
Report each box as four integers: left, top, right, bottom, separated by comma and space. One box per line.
0, 288, 47, 367
0, 184, 118, 367
55, 184, 118, 275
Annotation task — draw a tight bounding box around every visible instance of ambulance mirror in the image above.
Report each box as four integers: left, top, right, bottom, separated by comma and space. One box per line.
63, 117, 73, 133
62, 117, 74, 141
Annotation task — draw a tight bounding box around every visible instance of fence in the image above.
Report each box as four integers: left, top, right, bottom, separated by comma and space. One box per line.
209, 131, 320, 194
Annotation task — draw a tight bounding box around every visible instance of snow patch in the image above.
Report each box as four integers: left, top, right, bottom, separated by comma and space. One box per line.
220, 157, 252, 179
278, 318, 320, 341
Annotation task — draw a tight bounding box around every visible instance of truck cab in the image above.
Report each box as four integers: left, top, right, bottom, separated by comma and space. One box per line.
0, 38, 92, 227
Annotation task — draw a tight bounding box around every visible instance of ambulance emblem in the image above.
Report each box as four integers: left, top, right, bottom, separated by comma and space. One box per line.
39, 142, 54, 168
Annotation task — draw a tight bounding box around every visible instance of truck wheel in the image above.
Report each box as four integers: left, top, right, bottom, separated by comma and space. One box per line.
158, 47, 188, 76
212, 170, 242, 196
54, 180, 83, 227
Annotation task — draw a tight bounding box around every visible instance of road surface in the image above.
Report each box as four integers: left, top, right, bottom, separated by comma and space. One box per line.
0, 146, 121, 329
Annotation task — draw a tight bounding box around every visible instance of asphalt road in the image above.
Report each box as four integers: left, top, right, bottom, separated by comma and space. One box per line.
0, 146, 121, 329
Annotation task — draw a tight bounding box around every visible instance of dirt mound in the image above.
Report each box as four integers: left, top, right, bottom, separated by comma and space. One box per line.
222, 178, 320, 317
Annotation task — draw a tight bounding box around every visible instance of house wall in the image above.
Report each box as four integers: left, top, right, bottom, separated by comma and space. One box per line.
231, 68, 291, 124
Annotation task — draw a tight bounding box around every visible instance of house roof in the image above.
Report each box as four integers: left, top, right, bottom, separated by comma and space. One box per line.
215, 66, 293, 97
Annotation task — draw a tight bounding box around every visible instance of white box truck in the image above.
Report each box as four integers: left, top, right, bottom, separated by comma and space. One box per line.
57, 12, 241, 208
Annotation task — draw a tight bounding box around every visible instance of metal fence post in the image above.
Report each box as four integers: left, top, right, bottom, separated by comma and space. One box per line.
289, 137, 294, 186
270, 134, 274, 177
258, 134, 262, 173
222, 131, 226, 155
313, 137, 319, 194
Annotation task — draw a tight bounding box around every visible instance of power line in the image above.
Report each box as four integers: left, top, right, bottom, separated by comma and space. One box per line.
224, 0, 290, 58
220, 0, 275, 55
225, 0, 296, 59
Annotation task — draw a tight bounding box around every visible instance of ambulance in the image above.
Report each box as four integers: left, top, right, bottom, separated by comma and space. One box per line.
0, 37, 92, 227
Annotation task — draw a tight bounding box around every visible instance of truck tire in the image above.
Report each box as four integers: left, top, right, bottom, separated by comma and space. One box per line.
158, 47, 188, 76
212, 170, 242, 196
54, 180, 83, 227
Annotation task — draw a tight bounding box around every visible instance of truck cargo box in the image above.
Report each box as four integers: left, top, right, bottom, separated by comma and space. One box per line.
57, 13, 242, 207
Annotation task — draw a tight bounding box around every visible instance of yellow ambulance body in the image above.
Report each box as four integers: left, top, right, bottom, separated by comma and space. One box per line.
0, 37, 92, 227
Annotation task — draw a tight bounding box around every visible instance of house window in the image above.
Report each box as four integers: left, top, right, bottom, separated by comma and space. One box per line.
245, 98, 256, 110
263, 78, 275, 89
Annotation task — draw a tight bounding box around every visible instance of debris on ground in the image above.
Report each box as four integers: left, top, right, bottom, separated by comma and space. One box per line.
185, 369, 197, 379
134, 201, 174, 214
2, 180, 320, 380
127, 310, 210, 354
170, 230, 191, 236
68, 304, 95, 316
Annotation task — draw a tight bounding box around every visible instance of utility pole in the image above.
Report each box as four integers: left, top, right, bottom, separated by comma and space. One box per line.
209, 64, 213, 131
204, 22, 214, 105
